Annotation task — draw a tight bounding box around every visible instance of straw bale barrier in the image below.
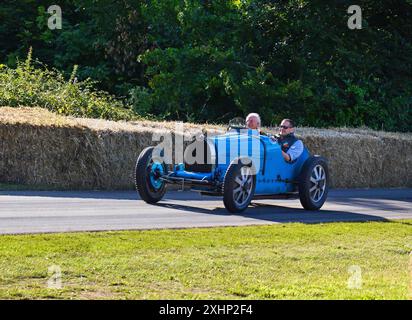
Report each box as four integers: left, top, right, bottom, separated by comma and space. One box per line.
0, 107, 411, 189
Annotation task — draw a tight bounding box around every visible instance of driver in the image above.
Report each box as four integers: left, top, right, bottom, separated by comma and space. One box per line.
275, 119, 304, 163
246, 113, 267, 135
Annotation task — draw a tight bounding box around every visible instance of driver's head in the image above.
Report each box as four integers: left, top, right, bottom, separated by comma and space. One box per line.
246, 113, 261, 130
279, 119, 295, 136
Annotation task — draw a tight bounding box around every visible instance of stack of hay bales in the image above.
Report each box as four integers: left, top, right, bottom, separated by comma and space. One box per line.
0, 107, 411, 189
291, 128, 412, 188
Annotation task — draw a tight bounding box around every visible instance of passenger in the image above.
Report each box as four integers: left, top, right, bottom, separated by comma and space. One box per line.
245, 113, 267, 135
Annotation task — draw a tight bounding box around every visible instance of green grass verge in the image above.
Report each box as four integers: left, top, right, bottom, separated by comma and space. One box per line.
0, 221, 411, 300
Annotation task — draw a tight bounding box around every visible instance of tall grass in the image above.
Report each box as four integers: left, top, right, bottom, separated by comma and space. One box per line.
0, 48, 134, 121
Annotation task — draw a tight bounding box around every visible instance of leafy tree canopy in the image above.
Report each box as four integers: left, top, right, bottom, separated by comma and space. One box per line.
1, 0, 411, 131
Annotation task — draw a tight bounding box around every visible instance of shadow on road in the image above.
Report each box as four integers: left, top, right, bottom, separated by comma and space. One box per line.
155, 201, 389, 224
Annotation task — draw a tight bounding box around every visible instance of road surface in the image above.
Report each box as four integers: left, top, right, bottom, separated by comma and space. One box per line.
0, 189, 411, 234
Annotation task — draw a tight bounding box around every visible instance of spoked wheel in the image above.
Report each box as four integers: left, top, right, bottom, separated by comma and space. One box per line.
223, 160, 256, 213
135, 146, 167, 204
298, 156, 329, 210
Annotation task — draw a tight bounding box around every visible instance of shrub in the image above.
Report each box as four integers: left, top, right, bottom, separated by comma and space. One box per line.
0, 48, 134, 121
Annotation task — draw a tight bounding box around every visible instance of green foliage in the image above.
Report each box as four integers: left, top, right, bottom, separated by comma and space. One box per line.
0, 49, 133, 120
132, 0, 412, 131
0, 0, 147, 96
133, 0, 244, 122
0, 0, 411, 131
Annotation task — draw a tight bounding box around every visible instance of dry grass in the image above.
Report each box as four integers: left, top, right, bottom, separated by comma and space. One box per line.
0, 106, 411, 189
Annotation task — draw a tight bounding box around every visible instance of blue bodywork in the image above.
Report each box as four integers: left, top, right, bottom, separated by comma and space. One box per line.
163, 129, 310, 195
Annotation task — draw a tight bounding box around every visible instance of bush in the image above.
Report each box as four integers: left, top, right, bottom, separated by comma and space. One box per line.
130, 0, 412, 132
0, 48, 134, 121
1, 1, 411, 131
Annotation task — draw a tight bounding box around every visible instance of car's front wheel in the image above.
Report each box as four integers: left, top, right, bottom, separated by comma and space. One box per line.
223, 160, 256, 213
298, 156, 329, 210
135, 146, 167, 204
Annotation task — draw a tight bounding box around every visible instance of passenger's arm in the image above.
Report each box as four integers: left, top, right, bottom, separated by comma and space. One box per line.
281, 150, 291, 162
286, 140, 304, 162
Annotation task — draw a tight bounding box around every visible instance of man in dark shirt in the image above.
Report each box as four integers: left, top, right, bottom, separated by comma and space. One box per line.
274, 119, 304, 163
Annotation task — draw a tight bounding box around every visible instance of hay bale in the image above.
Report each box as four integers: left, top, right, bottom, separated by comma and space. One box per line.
0, 107, 411, 189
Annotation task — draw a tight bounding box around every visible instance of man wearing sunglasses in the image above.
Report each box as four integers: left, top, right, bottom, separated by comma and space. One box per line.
276, 119, 304, 163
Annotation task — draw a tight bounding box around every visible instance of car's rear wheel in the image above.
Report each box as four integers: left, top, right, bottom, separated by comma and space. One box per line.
135, 146, 167, 204
223, 160, 256, 213
298, 156, 329, 210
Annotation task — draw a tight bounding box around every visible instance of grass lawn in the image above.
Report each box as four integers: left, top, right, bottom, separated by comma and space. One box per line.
0, 221, 411, 300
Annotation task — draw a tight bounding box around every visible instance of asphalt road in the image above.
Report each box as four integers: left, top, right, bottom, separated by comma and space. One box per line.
0, 189, 411, 234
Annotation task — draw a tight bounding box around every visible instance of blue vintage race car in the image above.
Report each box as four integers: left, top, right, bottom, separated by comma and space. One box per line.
135, 118, 329, 213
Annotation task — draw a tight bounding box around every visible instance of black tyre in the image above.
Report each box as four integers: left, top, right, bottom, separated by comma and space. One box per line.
223, 159, 256, 213
135, 146, 167, 204
298, 156, 329, 210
